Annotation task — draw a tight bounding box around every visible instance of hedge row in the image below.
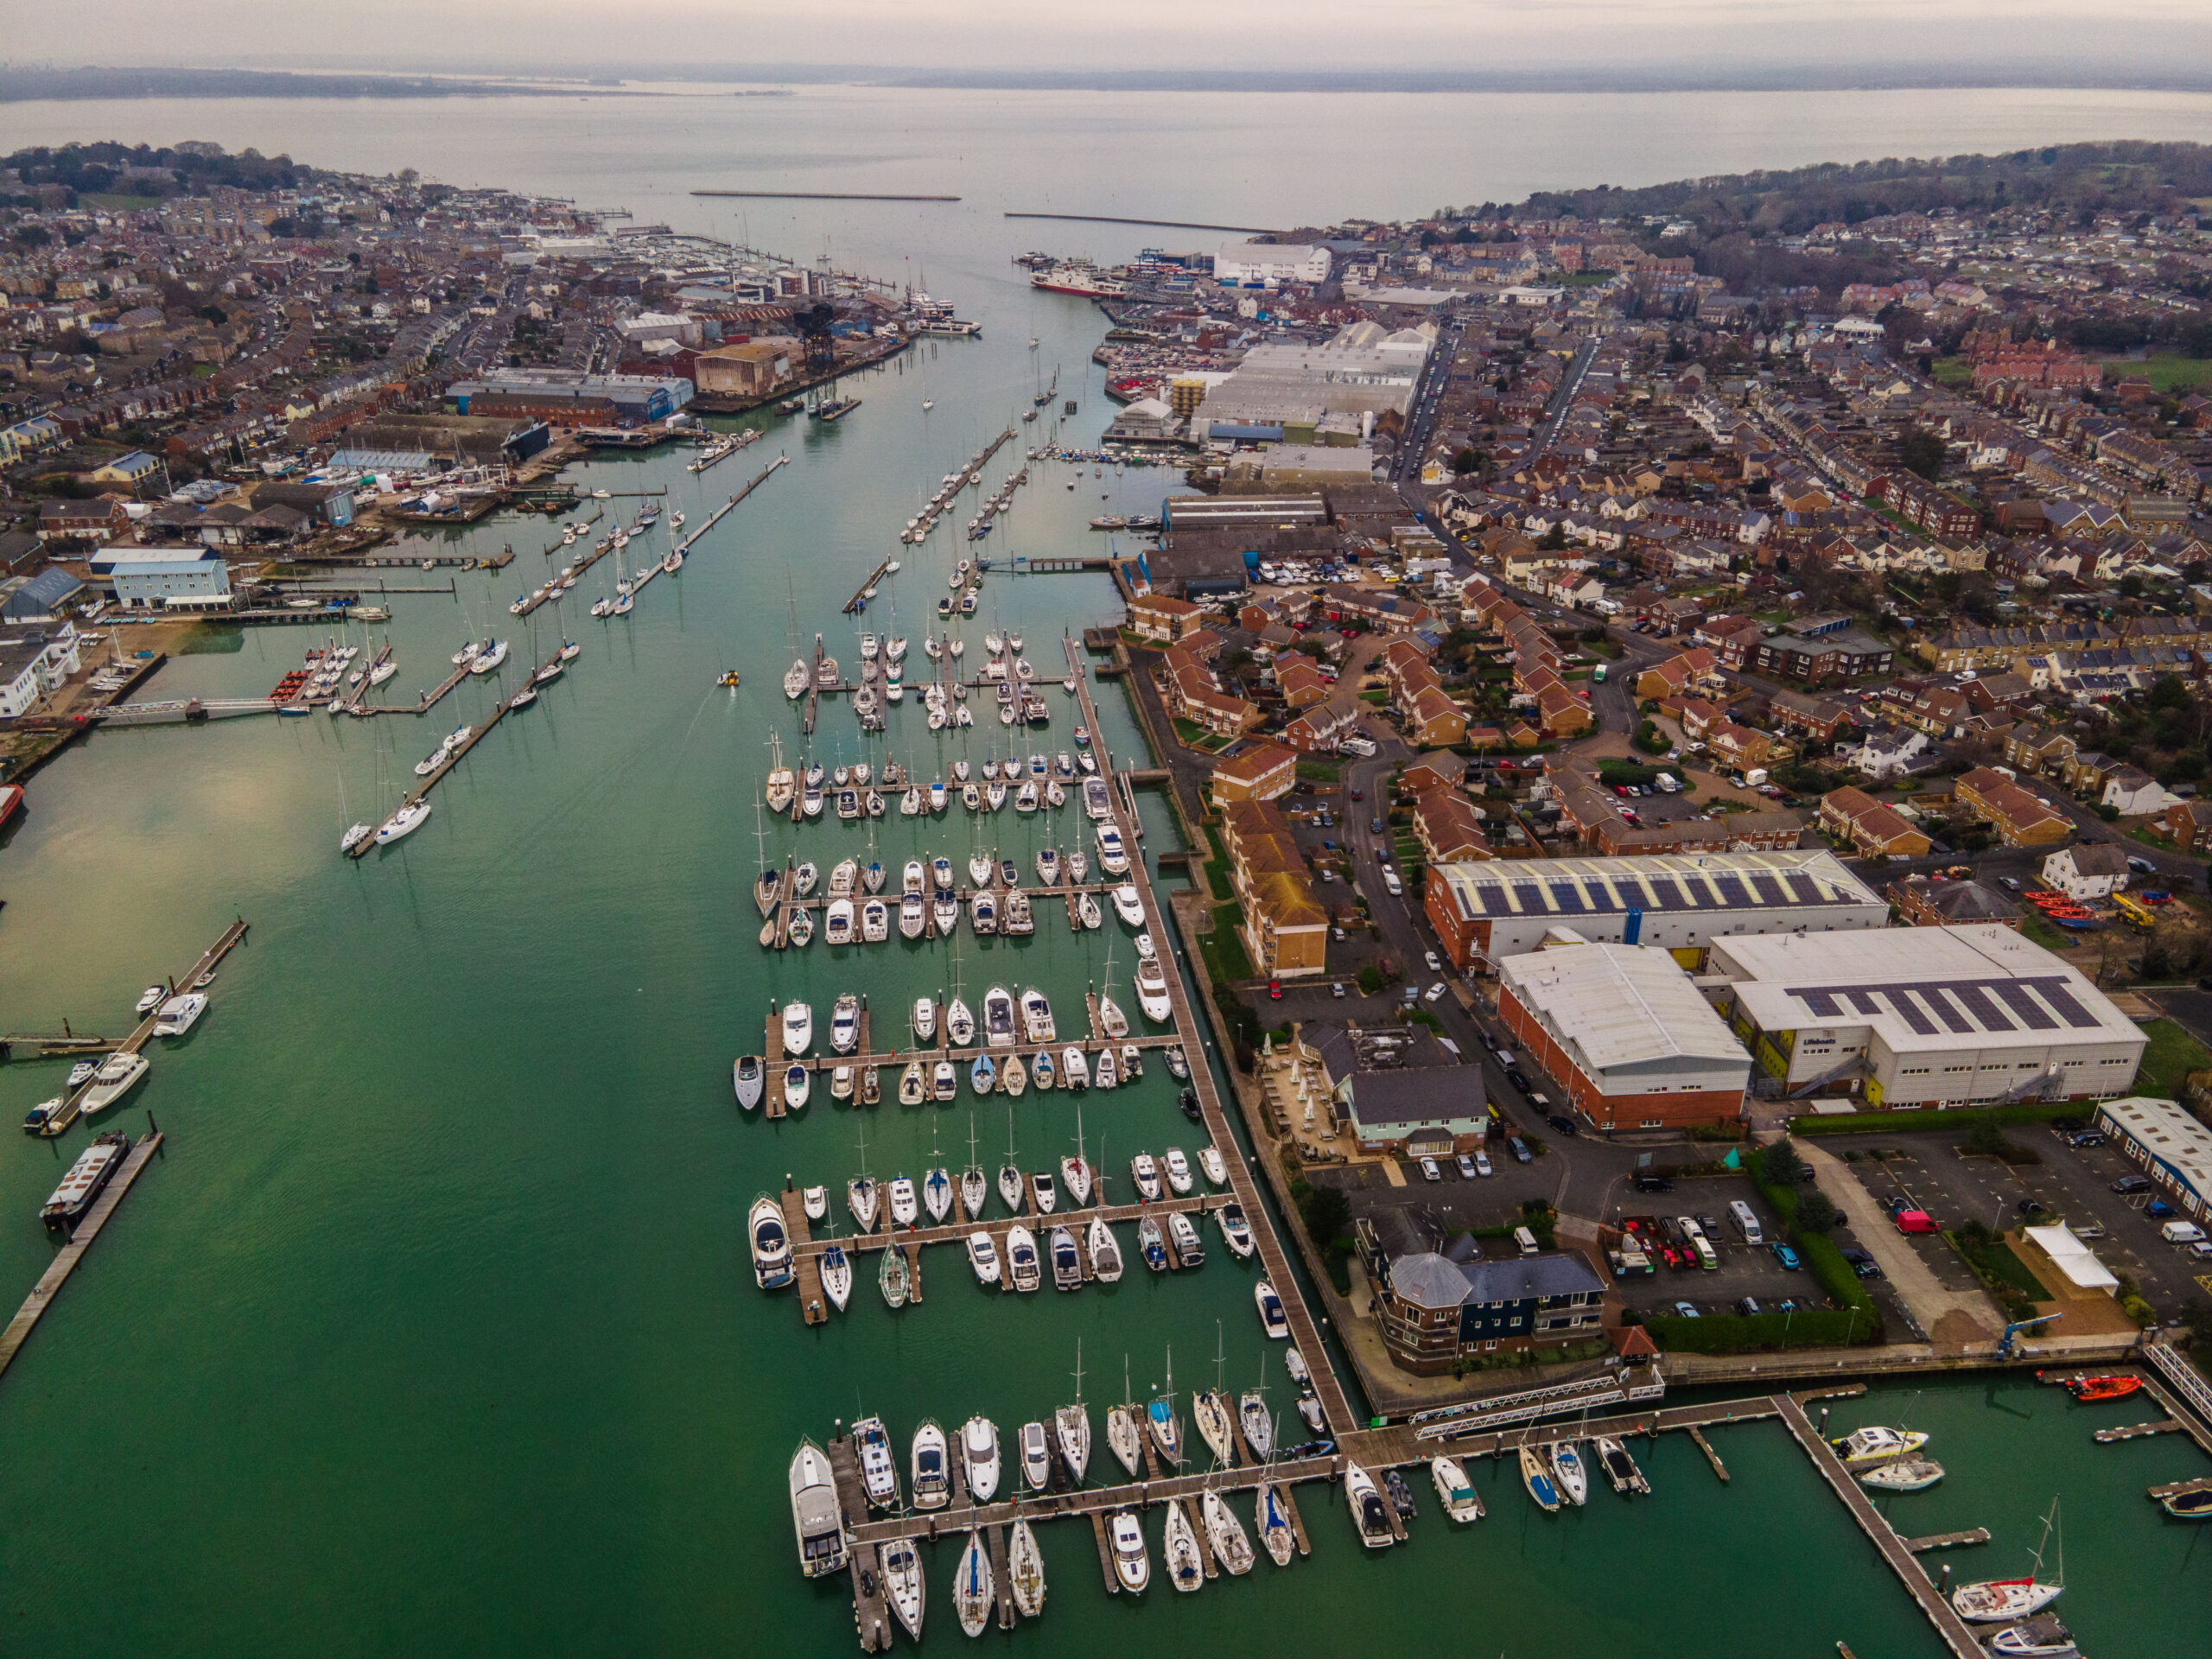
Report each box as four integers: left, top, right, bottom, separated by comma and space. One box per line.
1787, 1099, 2082, 1137
1750, 1147, 1881, 1338
1644, 1307, 1875, 1354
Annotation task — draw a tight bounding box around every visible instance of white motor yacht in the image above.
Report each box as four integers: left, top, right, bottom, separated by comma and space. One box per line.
1162, 1147, 1193, 1196
1345, 1465, 1395, 1548
962, 1416, 1002, 1503
79, 1051, 150, 1116
790, 1440, 848, 1579
982, 985, 1017, 1047
1020, 1421, 1052, 1492
912, 996, 937, 1042
1433, 1456, 1484, 1522
748, 1194, 794, 1289
152, 992, 207, 1038
782, 1001, 814, 1056
967, 1230, 1001, 1285
1109, 1510, 1150, 1593
830, 994, 861, 1053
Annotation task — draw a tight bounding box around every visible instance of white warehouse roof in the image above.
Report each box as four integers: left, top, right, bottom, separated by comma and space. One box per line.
1499, 943, 1745, 1073
2096, 1096, 2212, 1209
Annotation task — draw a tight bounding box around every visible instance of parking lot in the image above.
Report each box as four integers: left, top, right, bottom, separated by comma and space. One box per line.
1814, 1120, 2212, 1318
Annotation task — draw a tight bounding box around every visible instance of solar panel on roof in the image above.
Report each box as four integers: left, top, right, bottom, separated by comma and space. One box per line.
1918, 987, 1977, 1036
1713, 875, 1751, 906
1948, 984, 2014, 1033
1548, 881, 1586, 913
1992, 982, 2058, 1031
1479, 882, 1516, 917
1777, 871, 1821, 903
2031, 980, 2102, 1030
1748, 874, 1789, 906
1885, 990, 1939, 1037
1799, 989, 1844, 1018
1510, 882, 1548, 912
1846, 989, 1885, 1016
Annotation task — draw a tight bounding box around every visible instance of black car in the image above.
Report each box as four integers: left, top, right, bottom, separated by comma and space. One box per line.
1547, 1113, 1580, 1138
2066, 1130, 2106, 1149
1633, 1173, 1675, 1194
1505, 1068, 1532, 1095
2111, 1174, 2155, 1195
2016, 1198, 2049, 1217
1880, 1193, 1910, 1217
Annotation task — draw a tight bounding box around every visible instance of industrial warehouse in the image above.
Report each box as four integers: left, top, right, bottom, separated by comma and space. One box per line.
1496, 942, 1754, 1131
1711, 925, 2148, 1109
1423, 849, 1889, 971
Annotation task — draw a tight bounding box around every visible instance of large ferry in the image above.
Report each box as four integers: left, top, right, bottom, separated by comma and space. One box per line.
41, 1131, 130, 1230
1030, 262, 1129, 299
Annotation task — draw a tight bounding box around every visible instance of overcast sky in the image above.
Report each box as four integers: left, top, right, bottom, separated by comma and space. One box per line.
10, 1, 2212, 79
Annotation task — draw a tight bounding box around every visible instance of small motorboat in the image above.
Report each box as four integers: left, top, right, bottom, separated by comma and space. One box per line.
1344, 1464, 1395, 1548
933, 1059, 957, 1101
1986, 1615, 2082, 1658
1020, 1420, 1052, 1492
1031, 1171, 1058, 1213
1861, 1458, 1944, 1492
1162, 1147, 1193, 1195
2040, 1370, 2142, 1403
962, 1415, 1001, 1503
1594, 1435, 1649, 1495
1109, 1509, 1149, 1593
1255, 1280, 1291, 1339
1217, 1202, 1255, 1258
1432, 1455, 1484, 1522
784, 1064, 810, 1109
802, 1185, 828, 1221
733, 1052, 766, 1109
1130, 1153, 1162, 1202
968, 1231, 1001, 1285
887, 1176, 918, 1229
135, 984, 167, 1016
1199, 1146, 1227, 1185
1828, 1426, 1929, 1465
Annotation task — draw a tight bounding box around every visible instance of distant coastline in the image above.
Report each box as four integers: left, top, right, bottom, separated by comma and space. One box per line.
0, 67, 643, 103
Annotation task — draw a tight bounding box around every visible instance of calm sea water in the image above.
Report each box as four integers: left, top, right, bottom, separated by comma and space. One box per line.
2, 86, 2209, 1656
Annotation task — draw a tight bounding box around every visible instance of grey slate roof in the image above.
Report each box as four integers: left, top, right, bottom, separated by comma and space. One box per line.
1388, 1250, 1604, 1310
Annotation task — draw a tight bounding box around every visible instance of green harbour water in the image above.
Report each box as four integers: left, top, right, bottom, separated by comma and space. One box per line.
1, 83, 2209, 1655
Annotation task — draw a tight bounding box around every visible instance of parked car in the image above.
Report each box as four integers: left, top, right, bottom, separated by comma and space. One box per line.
1455, 1154, 1476, 1179
1547, 1113, 1580, 1137
2016, 1198, 2049, 1217
1673, 1301, 1700, 1319
2067, 1131, 2106, 1148
1771, 1242, 1802, 1271
1419, 1157, 1441, 1182
1473, 1151, 1492, 1177
2111, 1175, 2156, 1195
1425, 982, 1447, 1002
1634, 1173, 1675, 1193
2147, 1199, 2178, 1219
1734, 1297, 1764, 1318
1507, 1136, 1532, 1164
1998, 875, 2021, 891
1331, 982, 1347, 999
1505, 1069, 1532, 1094
1424, 950, 1441, 971
1840, 1247, 1883, 1279
1268, 979, 1283, 1001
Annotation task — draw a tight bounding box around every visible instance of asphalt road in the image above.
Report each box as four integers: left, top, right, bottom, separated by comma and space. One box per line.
1533, 333, 1601, 459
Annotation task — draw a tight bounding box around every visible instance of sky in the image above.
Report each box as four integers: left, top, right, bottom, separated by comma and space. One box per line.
6, 0, 2212, 84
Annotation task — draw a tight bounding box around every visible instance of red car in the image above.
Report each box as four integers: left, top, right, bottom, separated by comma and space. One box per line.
1268, 979, 1283, 1001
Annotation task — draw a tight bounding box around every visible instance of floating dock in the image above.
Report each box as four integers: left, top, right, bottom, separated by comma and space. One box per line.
0, 1131, 163, 1384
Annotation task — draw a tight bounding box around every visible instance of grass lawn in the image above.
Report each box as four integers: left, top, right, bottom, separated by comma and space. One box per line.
81, 192, 164, 212
1946, 1230, 2048, 1300
2019, 913, 2071, 950
1931, 357, 1974, 385
2100, 354, 2212, 393
2134, 1017, 2212, 1098
1200, 905, 1256, 983
1294, 760, 1341, 784
2129, 824, 2207, 863
1201, 824, 1234, 900
1358, 689, 1388, 706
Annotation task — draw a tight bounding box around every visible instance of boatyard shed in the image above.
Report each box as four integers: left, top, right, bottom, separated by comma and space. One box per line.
1713, 926, 2146, 1109
2095, 1096, 2212, 1224
1423, 849, 1886, 972
1497, 944, 1751, 1132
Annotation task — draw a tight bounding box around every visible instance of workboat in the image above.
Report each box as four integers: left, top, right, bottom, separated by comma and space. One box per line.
982, 984, 1016, 1047
962, 1415, 1001, 1502
820, 1243, 852, 1312
780, 1000, 813, 1057
2042, 1371, 2142, 1403
1257, 1484, 1296, 1566
848, 1174, 878, 1230
1829, 1425, 1929, 1465
1089, 1215, 1123, 1281
748, 1195, 794, 1289
1594, 1435, 1649, 1495
79, 1051, 149, 1117
880, 1539, 925, 1643
853, 1415, 899, 1510
785, 1063, 810, 1107
1218, 1202, 1255, 1258
1432, 1455, 1484, 1522
1520, 1445, 1561, 1511
968, 1230, 1001, 1285
41, 1133, 130, 1229
887, 1176, 918, 1229
1110, 1510, 1150, 1593
1549, 1441, 1589, 1506
1138, 1215, 1168, 1272
1255, 1280, 1291, 1339
912, 1420, 953, 1511
1008, 1516, 1046, 1618
830, 994, 861, 1053
1131, 1153, 1162, 1201
733, 1054, 765, 1110
1345, 1465, 1395, 1548
1861, 1457, 1944, 1492
1162, 1498, 1205, 1592
1193, 1390, 1236, 1467
153, 992, 207, 1037
1007, 1224, 1041, 1292
790, 1440, 849, 1579
1021, 987, 1056, 1044
1953, 1499, 2065, 1621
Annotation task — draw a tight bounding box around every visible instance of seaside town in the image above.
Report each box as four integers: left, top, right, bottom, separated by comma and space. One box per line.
10, 134, 2212, 1654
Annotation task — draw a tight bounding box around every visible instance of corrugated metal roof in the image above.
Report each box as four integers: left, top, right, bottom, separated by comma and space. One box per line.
1500, 944, 1745, 1071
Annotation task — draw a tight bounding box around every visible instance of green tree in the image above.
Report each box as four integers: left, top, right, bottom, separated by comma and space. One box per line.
1300, 1183, 1352, 1244
1897, 425, 1945, 481
1794, 1188, 1840, 1234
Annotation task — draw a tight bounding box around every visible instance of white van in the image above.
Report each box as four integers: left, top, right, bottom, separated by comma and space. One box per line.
2161, 1220, 2206, 1246
1382, 869, 1402, 897
1512, 1225, 1541, 1257
1727, 1199, 1764, 1245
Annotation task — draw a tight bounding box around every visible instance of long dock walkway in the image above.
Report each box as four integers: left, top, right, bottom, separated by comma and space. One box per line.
1776, 1395, 1982, 1659
1062, 633, 1357, 1439
0, 1131, 164, 1382
40, 917, 250, 1137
